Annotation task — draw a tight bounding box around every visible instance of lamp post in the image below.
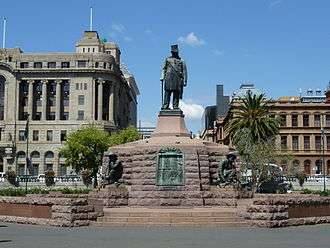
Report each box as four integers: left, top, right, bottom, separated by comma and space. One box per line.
321, 114, 326, 192
25, 114, 30, 193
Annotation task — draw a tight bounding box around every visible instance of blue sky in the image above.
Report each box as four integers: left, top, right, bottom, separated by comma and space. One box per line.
1, 0, 330, 133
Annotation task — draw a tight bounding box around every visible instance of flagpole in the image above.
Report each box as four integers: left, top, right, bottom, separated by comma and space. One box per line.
2, 18, 6, 49
90, 6, 93, 31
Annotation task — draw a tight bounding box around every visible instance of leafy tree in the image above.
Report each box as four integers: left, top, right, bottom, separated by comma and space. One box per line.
60, 125, 111, 188
227, 91, 279, 142
226, 93, 290, 193
60, 125, 140, 188
109, 126, 140, 146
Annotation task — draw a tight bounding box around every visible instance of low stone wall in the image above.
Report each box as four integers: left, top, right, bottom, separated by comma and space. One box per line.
241, 194, 330, 228
0, 194, 100, 227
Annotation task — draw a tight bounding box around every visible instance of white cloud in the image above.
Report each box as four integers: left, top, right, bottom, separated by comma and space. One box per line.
111, 23, 125, 33
269, 0, 282, 9
212, 49, 224, 56
145, 29, 153, 35
124, 36, 133, 42
179, 101, 204, 120
178, 32, 205, 47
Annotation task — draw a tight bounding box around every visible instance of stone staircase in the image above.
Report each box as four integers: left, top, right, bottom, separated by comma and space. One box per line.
92, 207, 250, 227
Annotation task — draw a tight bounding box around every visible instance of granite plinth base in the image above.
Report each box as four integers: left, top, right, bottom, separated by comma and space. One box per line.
152, 109, 190, 137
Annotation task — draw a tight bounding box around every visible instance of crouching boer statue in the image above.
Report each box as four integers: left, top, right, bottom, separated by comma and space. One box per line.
101, 152, 123, 187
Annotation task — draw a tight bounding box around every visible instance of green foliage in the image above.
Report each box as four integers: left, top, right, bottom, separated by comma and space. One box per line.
227, 92, 279, 143
60, 125, 112, 187
109, 126, 140, 146
301, 188, 330, 196
0, 187, 91, 196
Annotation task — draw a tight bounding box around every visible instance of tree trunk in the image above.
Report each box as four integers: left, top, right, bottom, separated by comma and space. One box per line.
92, 168, 98, 188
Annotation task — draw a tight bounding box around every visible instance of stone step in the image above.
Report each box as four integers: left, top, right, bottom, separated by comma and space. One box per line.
91, 221, 250, 227
95, 207, 249, 227
98, 216, 243, 223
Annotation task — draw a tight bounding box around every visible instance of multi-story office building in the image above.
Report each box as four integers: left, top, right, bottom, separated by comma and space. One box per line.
0, 30, 139, 176
203, 83, 330, 176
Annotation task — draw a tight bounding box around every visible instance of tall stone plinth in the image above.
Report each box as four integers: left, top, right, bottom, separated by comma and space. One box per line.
100, 110, 235, 207
152, 109, 190, 137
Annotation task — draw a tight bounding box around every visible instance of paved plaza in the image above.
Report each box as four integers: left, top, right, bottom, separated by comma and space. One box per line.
0, 222, 330, 248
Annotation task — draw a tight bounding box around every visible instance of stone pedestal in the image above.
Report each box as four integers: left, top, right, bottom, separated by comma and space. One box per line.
152, 109, 190, 137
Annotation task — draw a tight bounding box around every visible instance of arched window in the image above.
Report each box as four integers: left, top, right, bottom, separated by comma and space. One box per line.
0, 75, 5, 120
315, 160, 322, 174
16, 151, 26, 159
292, 160, 300, 167
30, 151, 40, 159
304, 160, 311, 174
45, 151, 54, 159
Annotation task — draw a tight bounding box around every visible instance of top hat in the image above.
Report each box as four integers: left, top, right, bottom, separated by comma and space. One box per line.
171, 44, 179, 53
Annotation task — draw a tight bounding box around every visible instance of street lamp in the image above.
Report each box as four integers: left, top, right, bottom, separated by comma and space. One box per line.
24, 114, 30, 193
321, 114, 326, 192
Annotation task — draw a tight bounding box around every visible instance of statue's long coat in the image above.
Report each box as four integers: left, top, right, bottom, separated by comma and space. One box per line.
160, 57, 187, 98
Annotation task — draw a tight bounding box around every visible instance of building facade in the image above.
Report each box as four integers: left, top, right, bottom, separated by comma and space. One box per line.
0, 31, 139, 176
203, 83, 330, 176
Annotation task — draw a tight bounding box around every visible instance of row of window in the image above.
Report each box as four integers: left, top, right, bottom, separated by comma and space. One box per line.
17, 163, 68, 176
19, 61, 112, 69
279, 113, 330, 128
281, 159, 330, 175
280, 135, 330, 150
18, 130, 67, 142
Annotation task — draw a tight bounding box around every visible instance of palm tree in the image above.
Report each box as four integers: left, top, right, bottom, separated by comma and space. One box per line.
226, 91, 279, 143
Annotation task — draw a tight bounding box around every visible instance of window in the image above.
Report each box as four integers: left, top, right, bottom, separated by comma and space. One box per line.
281, 136, 287, 149
63, 99, 69, 107
45, 164, 53, 171
61, 130, 67, 141
32, 130, 39, 141
315, 160, 322, 174
292, 136, 299, 150
83, 48, 85, 53
59, 164, 67, 176
17, 151, 26, 159
19, 130, 26, 141
77, 60, 87, 68
47, 130, 53, 141
327, 136, 330, 150
95, 62, 99, 68
88, 48, 90, 52
76, 83, 79, 90
326, 115, 330, 127
34, 62, 42, 68
280, 114, 286, 127
35, 112, 41, 120
32, 164, 39, 176
49, 96, 56, 107
61, 62, 70, 68
48, 112, 55, 120
315, 136, 321, 150
291, 114, 298, 127
304, 136, 310, 150
47, 62, 56, 68
31, 151, 40, 158
92, 48, 95, 52
314, 114, 321, 127
77, 110, 84, 120
20, 62, 29, 68
18, 164, 25, 176
84, 83, 87, 90
304, 160, 311, 174
62, 112, 69, 120
78, 95, 85, 105
303, 114, 309, 127
45, 151, 54, 159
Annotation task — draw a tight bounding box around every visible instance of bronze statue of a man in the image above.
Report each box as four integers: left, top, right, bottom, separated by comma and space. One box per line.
160, 44, 187, 109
